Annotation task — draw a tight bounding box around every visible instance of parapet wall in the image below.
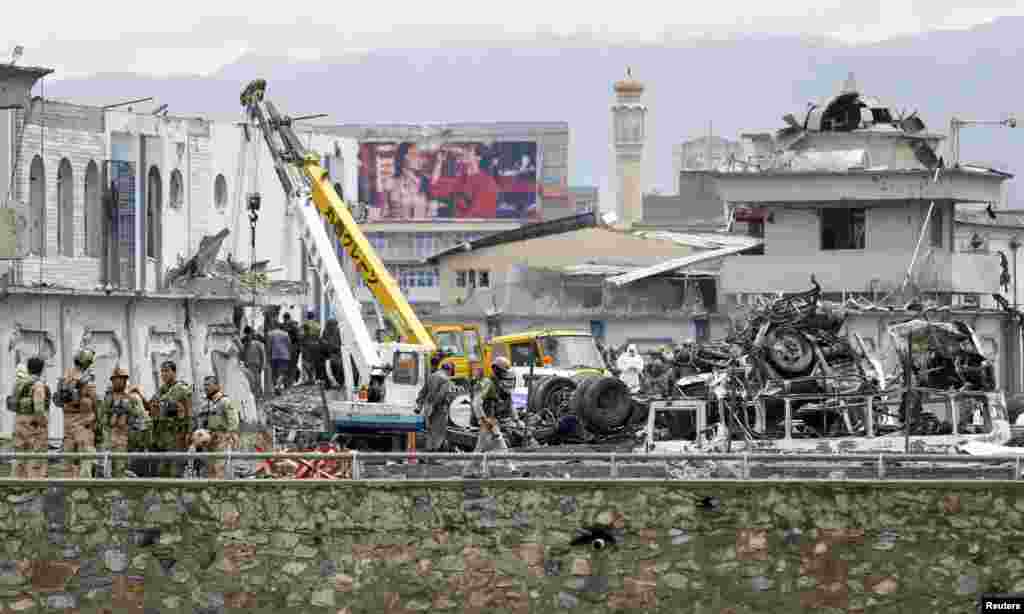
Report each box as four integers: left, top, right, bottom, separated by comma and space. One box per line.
0, 479, 1021, 613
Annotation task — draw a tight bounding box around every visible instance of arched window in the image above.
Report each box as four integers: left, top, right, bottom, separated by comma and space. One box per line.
146, 166, 162, 260
57, 158, 74, 257
214, 174, 228, 210
28, 155, 45, 256
169, 169, 183, 208
84, 160, 101, 257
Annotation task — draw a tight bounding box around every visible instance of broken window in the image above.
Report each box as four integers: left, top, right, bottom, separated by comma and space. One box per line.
509, 342, 537, 367
467, 270, 477, 289
392, 351, 419, 385
478, 270, 490, 288
455, 270, 466, 288
821, 208, 865, 250
929, 206, 943, 248
169, 169, 183, 209
956, 394, 992, 435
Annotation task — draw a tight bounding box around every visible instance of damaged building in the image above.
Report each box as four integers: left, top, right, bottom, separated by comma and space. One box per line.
0, 63, 360, 440
701, 74, 1019, 391
424, 71, 761, 349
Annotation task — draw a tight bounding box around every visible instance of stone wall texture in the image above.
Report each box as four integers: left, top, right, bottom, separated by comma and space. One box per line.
0, 479, 1020, 613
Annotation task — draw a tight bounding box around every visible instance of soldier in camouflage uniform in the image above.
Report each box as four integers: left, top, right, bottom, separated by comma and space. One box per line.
148, 360, 192, 478
474, 356, 513, 421
96, 367, 150, 478
192, 375, 241, 479
55, 350, 98, 478
10, 357, 51, 479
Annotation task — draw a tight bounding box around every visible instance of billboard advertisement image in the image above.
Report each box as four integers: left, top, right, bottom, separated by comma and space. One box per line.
358, 141, 539, 222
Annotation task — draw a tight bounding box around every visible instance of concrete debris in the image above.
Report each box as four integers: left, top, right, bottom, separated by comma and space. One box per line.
165, 229, 230, 287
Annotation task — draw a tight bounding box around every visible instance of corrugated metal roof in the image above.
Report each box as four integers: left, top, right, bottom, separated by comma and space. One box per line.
631, 230, 761, 250
606, 242, 762, 287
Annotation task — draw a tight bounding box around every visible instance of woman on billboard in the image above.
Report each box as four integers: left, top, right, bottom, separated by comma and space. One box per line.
384, 143, 431, 219
429, 143, 498, 220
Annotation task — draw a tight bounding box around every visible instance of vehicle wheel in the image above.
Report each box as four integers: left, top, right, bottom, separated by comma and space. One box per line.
581, 376, 633, 434
528, 376, 576, 416
765, 327, 815, 375
568, 374, 601, 415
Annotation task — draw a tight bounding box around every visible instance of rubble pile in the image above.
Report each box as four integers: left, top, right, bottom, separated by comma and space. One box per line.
262, 385, 331, 432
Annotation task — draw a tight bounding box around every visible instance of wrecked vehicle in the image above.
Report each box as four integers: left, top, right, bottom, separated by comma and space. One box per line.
639, 280, 1011, 454
640, 390, 1010, 455
446, 330, 646, 450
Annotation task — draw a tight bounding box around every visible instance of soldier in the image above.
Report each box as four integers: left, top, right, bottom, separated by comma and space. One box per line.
10, 357, 51, 479
149, 360, 193, 477
97, 367, 150, 478
55, 350, 98, 478
474, 356, 513, 421
416, 357, 456, 454
192, 376, 240, 479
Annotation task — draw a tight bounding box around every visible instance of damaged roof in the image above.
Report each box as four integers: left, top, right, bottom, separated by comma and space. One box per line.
424, 211, 761, 266
424, 211, 600, 263
605, 241, 762, 287
956, 203, 1024, 228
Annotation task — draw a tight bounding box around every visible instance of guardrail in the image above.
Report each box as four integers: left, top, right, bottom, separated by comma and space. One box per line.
1, 451, 1022, 481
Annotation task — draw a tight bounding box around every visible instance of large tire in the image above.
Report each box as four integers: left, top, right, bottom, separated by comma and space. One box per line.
528, 376, 576, 416
568, 374, 602, 416
581, 376, 633, 434
765, 327, 815, 375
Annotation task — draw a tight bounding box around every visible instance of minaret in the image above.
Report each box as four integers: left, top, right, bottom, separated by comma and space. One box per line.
611, 68, 647, 229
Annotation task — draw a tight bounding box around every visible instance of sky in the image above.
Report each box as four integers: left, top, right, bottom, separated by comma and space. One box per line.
4, 2, 1024, 79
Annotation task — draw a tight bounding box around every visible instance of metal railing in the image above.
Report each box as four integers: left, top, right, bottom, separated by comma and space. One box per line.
0, 450, 1021, 481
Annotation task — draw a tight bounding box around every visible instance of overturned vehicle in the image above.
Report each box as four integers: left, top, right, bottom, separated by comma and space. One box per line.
446, 331, 648, 450
641, 281, 1010, 455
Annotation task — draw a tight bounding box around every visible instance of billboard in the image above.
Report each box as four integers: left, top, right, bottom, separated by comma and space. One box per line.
358, 141, 539, 222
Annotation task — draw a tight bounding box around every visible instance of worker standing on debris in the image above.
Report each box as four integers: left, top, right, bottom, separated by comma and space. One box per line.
300, 311, 322, 385
192, 375, 241, 479
55, 350, 98, 478
11, 357, 51, 479
616, 344, 645, 392
149, 361, 193, 477
98, 367, 150, 478
416, 356, 456, 454
282, 312, 301, 387
267, 322, 291, 395
241, 326, 266, 399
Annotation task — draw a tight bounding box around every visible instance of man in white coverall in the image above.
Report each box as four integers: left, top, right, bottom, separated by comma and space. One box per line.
616, 344, 645, 392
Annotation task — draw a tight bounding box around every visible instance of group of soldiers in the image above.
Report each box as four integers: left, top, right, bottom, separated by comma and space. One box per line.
416, 353, 514, 453
8, 351, 240, 479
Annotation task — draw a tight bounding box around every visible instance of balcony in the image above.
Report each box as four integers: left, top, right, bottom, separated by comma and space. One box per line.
720, 250, 1002, 295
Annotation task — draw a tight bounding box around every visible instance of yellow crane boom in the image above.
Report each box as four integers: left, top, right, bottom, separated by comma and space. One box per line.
240, 79, 436, 351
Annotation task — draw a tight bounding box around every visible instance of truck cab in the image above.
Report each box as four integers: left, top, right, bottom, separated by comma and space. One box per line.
327, 342, 430, 435
427, 324, 486, 381
485, 330, 608, 410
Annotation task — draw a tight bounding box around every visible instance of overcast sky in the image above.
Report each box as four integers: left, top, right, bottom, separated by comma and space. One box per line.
5, 2, 1022, 79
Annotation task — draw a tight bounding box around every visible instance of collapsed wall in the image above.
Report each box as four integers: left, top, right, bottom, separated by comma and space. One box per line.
0, 290, 261, 441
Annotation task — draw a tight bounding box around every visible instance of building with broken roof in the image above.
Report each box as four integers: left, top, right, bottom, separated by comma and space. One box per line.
422, 71, 761, 349
0, 63, 361, 440
425, 210, 760, 347
701, 74, 1019, 390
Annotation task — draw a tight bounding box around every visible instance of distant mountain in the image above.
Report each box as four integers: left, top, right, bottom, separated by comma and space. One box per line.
44, 17, 1023, 205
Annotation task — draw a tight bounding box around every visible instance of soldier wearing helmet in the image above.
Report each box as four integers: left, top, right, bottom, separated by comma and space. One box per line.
148, 360, 193, 477
56, 349, 98, 478
473, 355, 513, 423
192, 375, 240, 479
96, 366, 150, 478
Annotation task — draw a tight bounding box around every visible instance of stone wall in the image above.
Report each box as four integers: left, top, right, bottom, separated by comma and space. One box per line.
0, 479, 1019, 613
